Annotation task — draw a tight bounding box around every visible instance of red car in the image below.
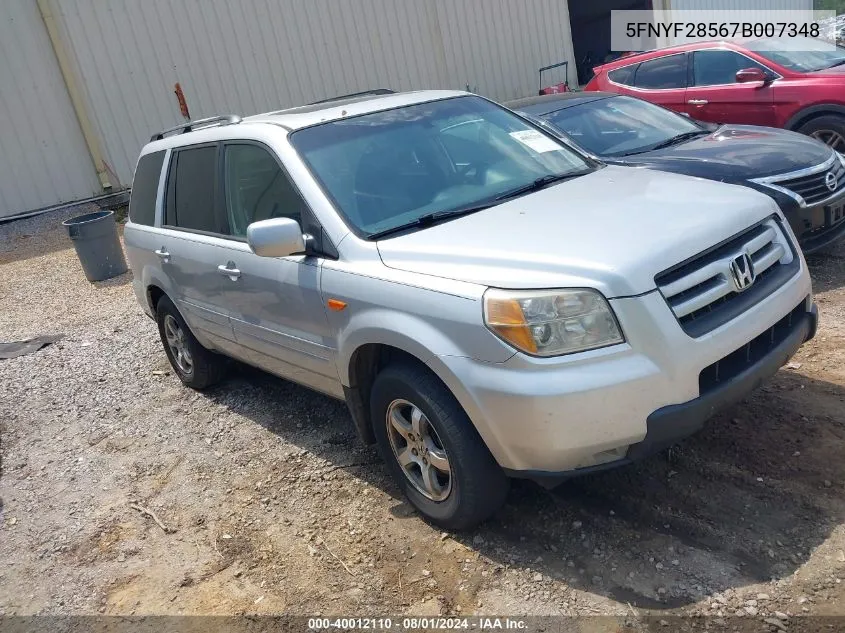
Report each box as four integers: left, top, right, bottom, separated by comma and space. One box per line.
586, 38, 845, 151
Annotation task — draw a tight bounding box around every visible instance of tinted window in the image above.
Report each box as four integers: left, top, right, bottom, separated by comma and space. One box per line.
165, 146, 220, 233
634, 55, 687, 89
223, 144, 306, 238
693, 50, 766, 86
545, 96, 702, 156
128, 151, 165, 226
747, 38, 845, 72
290, 96, 592, 238
608, 65, 636, 86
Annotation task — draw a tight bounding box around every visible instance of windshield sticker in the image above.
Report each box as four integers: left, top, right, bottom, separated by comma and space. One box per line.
509, 130, 563, 153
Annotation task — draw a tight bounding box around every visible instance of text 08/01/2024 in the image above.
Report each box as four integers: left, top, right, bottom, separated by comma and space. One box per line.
307, 617, 529, 630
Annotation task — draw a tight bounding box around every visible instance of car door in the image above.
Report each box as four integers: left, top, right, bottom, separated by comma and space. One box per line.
685, 49, 777, 126
156, 143, 239, 354
627, 53, 689, 115
213, 141, 342, 398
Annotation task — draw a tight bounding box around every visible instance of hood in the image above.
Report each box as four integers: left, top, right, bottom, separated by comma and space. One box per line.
808, 65, 845, 76
614, 125, 834, 181
376, 166, 779, 297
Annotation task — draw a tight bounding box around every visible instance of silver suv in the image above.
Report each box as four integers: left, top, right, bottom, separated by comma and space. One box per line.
125, 90, 817, 529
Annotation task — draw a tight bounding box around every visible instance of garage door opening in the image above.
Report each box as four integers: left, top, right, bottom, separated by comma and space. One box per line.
569, 0, 654, 86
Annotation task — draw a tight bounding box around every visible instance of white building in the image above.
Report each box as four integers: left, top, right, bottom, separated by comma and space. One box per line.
0, 0, 814, 219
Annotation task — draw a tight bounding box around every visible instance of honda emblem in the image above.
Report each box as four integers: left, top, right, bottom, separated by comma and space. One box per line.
729, 251, 756, 292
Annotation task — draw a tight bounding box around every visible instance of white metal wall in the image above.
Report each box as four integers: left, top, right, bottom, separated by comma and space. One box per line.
668, 0, 812, 10
51, 0, 576, 187
0, 1, 101, 219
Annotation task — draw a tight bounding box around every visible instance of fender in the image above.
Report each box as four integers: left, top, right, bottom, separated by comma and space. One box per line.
141, 264, 178, 314
785, 103, 845, 131
336, 309, 483, 386
337, 311, 514, 461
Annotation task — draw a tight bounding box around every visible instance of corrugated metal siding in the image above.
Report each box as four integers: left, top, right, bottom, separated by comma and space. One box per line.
0, 1, 100, 219
52, 0, 575, 186
669, 0, 812, 10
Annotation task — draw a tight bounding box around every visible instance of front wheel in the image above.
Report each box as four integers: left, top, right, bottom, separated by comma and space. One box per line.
370, 362, 509, 530
797, 115, 845, 153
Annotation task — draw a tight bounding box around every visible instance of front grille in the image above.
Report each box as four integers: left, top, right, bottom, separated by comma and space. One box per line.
656, 217, 798, 338
770, 156, 845, 206
698, 300, 807, 396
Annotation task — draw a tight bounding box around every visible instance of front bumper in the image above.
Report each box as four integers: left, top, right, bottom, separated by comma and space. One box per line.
627, 303, 815, 460
434, 264, 814, 478
781, 189, 845, 254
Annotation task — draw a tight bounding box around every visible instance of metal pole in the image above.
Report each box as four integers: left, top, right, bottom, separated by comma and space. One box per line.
36, 0, 113, 190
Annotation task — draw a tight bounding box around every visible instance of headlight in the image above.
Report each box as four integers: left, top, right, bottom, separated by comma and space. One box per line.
483, 288, 624, 356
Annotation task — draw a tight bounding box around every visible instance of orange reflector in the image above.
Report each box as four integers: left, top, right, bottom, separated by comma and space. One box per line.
327, 299, 347, 311
486, 298, 537, 353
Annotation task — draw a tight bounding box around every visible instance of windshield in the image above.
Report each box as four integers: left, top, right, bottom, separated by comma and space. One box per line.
746, 38, 845, 72
540, 96, 702, 157
290, 96, 593, 238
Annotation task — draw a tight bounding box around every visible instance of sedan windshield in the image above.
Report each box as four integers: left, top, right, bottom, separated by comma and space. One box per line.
290, 96, 593, 238
747, 38, 845, 72
540, 96, 703, 157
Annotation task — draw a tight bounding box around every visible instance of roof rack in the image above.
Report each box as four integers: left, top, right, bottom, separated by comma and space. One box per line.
150, 114, 242, 142
307, 89, 395, 106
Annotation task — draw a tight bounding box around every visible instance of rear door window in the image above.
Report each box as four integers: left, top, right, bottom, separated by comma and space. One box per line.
128, 150, 165, 226
634, 54, 687, 89
164, 145, 223, 233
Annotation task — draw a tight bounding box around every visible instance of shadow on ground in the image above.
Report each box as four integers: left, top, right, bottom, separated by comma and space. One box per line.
198, 356, 845, 611
806, 239, 845, 294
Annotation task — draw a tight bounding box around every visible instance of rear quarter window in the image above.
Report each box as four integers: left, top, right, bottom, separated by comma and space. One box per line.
607, 65, 637, 86
634, 54, 688, 89
128, 150, 165, 226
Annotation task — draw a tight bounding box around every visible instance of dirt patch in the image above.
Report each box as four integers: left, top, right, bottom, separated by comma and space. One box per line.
0, 208, 843, 623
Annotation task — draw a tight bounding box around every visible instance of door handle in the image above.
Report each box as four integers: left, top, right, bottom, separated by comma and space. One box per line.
687, 99, 708, 105
154, 248, 170, 262
217, 263, 241, 280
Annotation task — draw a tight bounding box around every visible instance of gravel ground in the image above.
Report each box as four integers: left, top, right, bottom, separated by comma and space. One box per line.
1, 205, 844, 629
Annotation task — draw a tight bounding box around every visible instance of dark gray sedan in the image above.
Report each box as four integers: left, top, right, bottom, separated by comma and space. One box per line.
508, 92, 845, 253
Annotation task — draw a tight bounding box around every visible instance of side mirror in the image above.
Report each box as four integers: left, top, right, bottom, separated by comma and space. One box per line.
247, 217, 306, 258
735, 67, 769, 84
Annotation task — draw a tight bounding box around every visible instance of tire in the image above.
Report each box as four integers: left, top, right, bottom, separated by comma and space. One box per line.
796, 115, 845, 153
155, 295, 226, 390
370, 361, 509, 530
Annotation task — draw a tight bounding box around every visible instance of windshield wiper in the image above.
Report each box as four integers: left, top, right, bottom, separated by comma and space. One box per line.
495, 170, 592, 202
647, 130, 710, 151
366, 202, 497, 240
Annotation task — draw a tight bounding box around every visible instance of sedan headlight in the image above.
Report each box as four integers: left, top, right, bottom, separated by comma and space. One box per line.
483, 288, 624, 357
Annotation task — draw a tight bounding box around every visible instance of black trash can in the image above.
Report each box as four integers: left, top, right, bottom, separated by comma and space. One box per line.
62, 210, 128, 282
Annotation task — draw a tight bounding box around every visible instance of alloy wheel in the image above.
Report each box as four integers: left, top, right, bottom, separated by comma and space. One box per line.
385, 398, 452, 501
810, 129, 845, 152
163, 314, 193, 376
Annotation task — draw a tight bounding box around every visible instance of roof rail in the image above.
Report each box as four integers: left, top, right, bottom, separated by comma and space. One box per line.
150, 114, 242, 142
307, 89, 395, 106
